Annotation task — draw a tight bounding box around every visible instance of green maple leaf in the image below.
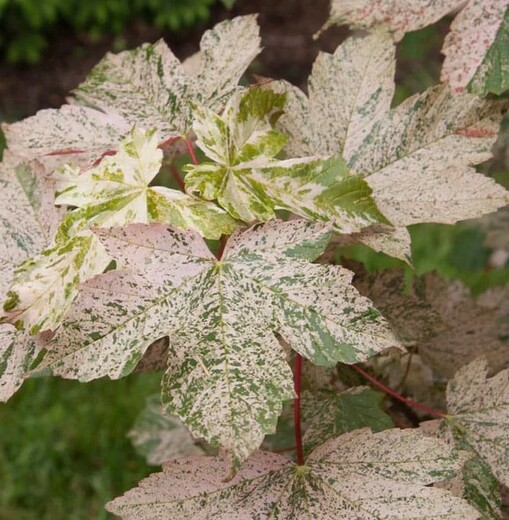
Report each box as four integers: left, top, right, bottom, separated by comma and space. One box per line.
36, 219, 399, 469
106, 428, 477, 519
301, 387, 393, 454
185, 86, 388, 232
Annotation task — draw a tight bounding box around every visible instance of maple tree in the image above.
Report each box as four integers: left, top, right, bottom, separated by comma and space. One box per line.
0, 4, 509, 518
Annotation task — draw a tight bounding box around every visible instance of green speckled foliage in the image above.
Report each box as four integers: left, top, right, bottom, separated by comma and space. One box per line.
0, 8, 509, 519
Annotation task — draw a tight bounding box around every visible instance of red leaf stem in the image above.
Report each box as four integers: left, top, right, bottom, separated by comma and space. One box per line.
294, 354, 305, 465
158, 136, 182, 150
184, 138, 199, 166
215, 236, 227, 260
351, 364, 447, 418
170, 164, 185, 191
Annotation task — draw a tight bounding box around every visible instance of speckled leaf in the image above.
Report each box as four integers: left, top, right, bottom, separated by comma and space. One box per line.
3, 128, 236, 333
185, 87, 387, 232
445, 358, 509, 487
2, 105, 130, 170
0, 153, 62, 295
302, 387, 393, 454
442, 1, 509, 96
107, 428, 477, 519
129, 394, 207, 465
55, 126, 235, 239
72, 16, 261, 138
279, 29, 509, 259
322, 0, 464, 40
4, 230, 111, 334
0, 325, 41, 402
40, 219, 399, 468
350, 86, 509, 227
277, 29, 396, 161
421, 420, 502, 520
185, 14, 262, 109
0, 154, 62, 398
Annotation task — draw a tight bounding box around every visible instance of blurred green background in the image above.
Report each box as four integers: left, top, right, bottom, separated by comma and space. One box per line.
0, 0, 233, 63
0, 1, 508, 518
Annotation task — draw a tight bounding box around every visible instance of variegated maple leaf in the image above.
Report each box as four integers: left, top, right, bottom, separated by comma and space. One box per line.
106, 428, 477, 519
422, 419, 503, 519
441, 0, 509, 95
444, 359, 509, 488
54, 126, 236, 239
72, 15, 260, 140
423, 359, 509, 517
2, 15, 261, 169
0, 153, 63, 400
185, 86, 387, 233
321, 0, 464, 40
277, 29, 509, 261
322, 0, 509, 96
37, 219, 399, 469
3, 127, 236, 334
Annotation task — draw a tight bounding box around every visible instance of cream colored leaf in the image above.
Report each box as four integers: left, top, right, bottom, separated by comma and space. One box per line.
0, 154, 62, 399
445, 358, 509, 487
186, 14, 262, 109
107, 428, 477, 519
0, 325, 41, 402
277, 29, 396, 160
4, 128, 236, 333
279, 29, 509, 260
72, 16, 261, 138
4, 232, 111, 334
322, 0, 464, 41
55, 126, 236, 239
39, 220, 399, 468
441, 0, 509, 95
2, 105, 130, 170
350, 86, 509, 227
0, 153, 63, 296
422, 419, 503, 519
